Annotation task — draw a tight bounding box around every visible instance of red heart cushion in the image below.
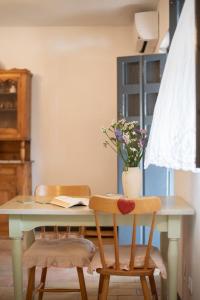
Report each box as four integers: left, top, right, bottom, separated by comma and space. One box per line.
117, 198, 135, 214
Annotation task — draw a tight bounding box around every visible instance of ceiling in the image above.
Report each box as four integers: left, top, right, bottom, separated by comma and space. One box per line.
0, 0, 158, 26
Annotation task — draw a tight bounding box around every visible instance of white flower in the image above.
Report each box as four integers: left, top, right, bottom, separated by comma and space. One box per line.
119, 118, 126, 124
123, 133, 130, 144
123, 123, 129, 130
130, 147, 137, 153
101, 118, 147, 168
128, 124, 134, 129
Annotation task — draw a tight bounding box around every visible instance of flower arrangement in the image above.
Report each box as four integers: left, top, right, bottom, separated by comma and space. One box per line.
102, 119, 147, 170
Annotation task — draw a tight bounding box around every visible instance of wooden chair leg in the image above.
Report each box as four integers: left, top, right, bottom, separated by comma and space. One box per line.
26, 266, 36, 300
98, 274, 104, 300
149, 274, 158, 300
79, 226, 85, 237
38, 267, 48, 300
100, 274, 110, 300
40, 226, 46, 238
65, 226, 70, 237
76, 267, 88, 300
54, 225, 59, 238
140, 275, 151, 300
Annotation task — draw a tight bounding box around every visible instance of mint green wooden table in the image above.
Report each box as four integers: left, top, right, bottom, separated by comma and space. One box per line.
0, 195, 194, 300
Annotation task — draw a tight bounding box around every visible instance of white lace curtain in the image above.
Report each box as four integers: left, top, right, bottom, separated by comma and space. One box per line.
144, 0, 198, 172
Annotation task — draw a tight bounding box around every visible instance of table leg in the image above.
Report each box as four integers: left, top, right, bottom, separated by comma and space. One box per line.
166, 215, 181, 300
23, 230, 35, 250
160, 232, 168, 300
168, 238, 179, 300
12, 237, 23, 300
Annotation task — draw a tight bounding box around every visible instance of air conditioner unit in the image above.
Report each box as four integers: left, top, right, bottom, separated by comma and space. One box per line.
134, 11, 159, 53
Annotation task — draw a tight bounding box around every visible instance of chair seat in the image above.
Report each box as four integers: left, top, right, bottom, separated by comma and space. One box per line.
24, 237, 96, 269
88, 244, 167, 279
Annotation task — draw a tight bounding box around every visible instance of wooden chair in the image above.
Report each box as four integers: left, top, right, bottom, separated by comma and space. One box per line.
24, 236, 95, 300
89, 195, 166, 300
34, 184, 114, 243
24, 185, 94, 300
34, 184, 91, 238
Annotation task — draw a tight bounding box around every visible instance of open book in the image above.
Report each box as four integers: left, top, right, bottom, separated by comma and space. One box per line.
49, 195, 89, 208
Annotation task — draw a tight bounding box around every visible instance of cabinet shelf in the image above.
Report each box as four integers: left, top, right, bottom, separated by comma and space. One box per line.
0, 160, 32, 164
0, 92, 17, 96
0, 108, 17, 112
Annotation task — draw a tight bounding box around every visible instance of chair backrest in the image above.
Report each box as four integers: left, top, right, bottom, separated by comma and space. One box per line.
34, 185, 91, 197
89, 195, 161, 271
34, 185, 91, 238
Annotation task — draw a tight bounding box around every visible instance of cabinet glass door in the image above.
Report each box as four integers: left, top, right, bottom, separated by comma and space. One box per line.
0, 78, 18, 130
0, 69, 31, 140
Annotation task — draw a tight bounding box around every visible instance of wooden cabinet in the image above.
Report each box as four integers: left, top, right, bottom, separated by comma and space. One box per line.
0, 69, 31, 140
0, 69, 32, 237
0, 163, 31, 236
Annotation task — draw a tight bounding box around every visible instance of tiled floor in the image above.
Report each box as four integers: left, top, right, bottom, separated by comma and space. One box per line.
0, 239, 161, 300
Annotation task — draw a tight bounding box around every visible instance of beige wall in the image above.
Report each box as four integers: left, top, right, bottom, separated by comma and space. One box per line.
0, 26, 136, 194
175, 171, 200, 300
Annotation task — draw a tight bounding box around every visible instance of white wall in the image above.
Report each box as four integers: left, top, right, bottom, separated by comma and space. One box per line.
0, 26, 136, 194
175, 171, 200, 300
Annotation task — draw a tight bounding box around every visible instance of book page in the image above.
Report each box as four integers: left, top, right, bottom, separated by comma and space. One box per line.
50, 196, 89, 208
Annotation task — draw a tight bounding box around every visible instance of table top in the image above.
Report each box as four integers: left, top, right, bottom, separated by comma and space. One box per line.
0, 195, 195, 216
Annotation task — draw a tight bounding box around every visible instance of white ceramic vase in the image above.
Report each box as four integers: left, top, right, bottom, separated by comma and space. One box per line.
122, 167, 142, 198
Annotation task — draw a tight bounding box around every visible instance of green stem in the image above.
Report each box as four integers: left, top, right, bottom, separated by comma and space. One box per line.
118, 145, 127, 167
138, 150, 143, 162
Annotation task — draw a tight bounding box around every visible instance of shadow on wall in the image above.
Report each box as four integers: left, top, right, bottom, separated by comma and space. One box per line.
0, 63, 6, 69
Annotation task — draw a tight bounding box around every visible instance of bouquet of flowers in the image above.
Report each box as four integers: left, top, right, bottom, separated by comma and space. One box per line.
102, 119, 147, 170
